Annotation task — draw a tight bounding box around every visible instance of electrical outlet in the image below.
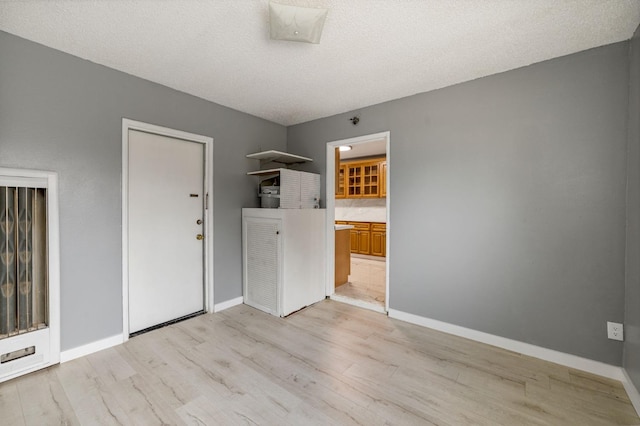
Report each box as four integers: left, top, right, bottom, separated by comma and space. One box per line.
607, 322, 624, 341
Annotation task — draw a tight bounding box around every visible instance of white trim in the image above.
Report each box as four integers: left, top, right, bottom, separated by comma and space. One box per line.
0, 168, 54, 181
204, 136, 215, 315
384, 138, 390, 312
388, 308, 626, 381
622, 369, 640, 416
60, 334, 124, 363
0, 176, 48, 188
214, 296, 244, 313
47, 171, 61, 365
122, 119, 214, 342
0, 168, 60, 374
325, 132, 391, 311
330, 294, 386, 314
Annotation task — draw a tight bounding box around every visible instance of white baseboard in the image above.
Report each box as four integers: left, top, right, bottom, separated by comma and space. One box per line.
60, 297, 244, 364
388, 309, 624, 382
214, 296, 244, 313
60, 334, 124, 363
622, 369, 640, 416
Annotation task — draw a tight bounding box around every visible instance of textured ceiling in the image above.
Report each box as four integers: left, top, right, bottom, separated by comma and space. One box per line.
1, 1, 639, 126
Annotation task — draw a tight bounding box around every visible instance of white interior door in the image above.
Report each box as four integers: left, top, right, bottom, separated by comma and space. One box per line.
128, 130, 205, 334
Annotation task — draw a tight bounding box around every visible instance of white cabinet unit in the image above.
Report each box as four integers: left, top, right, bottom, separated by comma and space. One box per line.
248, 168, 320, 209
242, 208, 326, 317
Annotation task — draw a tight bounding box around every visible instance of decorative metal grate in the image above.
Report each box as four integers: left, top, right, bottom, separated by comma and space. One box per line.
0, 187, 48, 340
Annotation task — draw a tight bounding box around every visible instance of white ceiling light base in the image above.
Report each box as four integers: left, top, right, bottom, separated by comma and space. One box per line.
269, 1, 328, 44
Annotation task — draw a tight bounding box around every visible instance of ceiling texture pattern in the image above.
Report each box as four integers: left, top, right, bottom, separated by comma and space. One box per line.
1, 1, 639, 126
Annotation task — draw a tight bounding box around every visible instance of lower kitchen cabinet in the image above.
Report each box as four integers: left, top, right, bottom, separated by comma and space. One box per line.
348, 222, 371, 255
371, 223, 386, 257
342, 221, 386, 257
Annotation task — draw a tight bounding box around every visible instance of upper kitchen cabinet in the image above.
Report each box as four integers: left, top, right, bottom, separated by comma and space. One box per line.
336, 164, 347, 199
380, 160, 387, 198
338, 157, 386, 199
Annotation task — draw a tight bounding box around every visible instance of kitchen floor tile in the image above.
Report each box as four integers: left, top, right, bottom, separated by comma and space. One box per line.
335, 256, 386, 306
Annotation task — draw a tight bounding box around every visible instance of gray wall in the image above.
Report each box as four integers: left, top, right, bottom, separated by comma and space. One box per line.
289, 42, 630, 364
624, 25, 640, 385
0, 31, 286, 351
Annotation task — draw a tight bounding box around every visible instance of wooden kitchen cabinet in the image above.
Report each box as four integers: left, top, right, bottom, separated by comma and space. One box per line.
370, 222, 386, 257
380, 161, 387, 198
347, 163, 362, 197
336, 165, 347, 199
337, 157, 386, 199
357, 229, 370, 254
347, 160, 380, 198
338, 221, 386, 257
335, 228, 351, 287
348, 222, 371, 255
349, 229, 358, 252
361, 161, 380, 197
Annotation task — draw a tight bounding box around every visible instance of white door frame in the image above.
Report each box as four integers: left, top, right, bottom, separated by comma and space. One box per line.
325, 131, 390, 312
121, 119, 214, 341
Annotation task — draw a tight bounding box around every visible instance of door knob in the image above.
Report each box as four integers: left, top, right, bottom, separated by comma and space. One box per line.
196, 234, 204, 240
196, 219, 203, 225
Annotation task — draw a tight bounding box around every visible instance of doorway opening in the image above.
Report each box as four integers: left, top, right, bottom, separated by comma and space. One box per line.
325, 132, 390, 313
121, 119, 214, 340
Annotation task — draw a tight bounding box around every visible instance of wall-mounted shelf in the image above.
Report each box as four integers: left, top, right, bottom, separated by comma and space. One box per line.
247, 168, 281, 177
246, 150, 312, 165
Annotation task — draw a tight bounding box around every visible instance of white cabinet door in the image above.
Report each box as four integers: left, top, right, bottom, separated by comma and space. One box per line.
277, 169, 320, 209
300, 172, 320, 208
279, 169, 301, 209
243, 217, 280, 316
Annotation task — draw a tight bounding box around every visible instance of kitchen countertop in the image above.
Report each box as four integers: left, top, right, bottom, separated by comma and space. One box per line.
335, 224, 355, 231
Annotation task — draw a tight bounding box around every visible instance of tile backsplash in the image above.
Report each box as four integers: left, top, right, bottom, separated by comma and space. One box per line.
335, 198, 386, 223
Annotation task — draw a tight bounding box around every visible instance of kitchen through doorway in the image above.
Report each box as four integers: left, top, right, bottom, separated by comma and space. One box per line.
326, 132, 389, 313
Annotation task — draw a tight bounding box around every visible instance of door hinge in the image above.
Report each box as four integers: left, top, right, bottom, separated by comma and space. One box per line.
206, 192, 209, 210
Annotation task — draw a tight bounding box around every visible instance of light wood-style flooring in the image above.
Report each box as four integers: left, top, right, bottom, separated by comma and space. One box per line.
335, 255, 386, 307
1, 300, 639, 425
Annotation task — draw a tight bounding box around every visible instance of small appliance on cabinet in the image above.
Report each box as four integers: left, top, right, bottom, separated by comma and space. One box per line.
242, 208, 326, 317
